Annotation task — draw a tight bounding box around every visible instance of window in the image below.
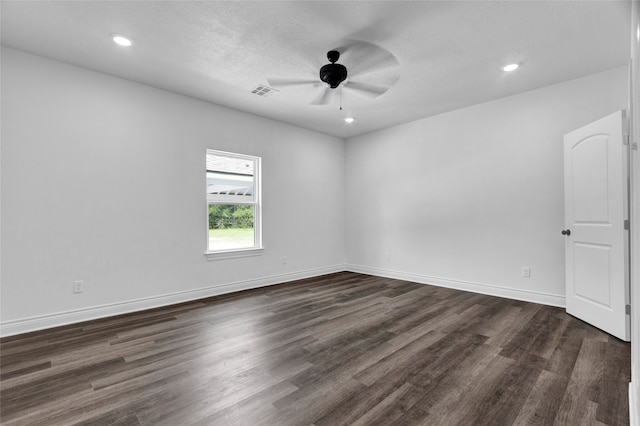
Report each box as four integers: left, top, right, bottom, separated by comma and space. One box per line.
206, 150, 262, 258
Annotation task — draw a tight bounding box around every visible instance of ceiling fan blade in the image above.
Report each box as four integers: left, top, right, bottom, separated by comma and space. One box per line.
310, 87, 333, 105
343, 81, 389, 98
267, 77, 318, 88
334, 40, 400, 78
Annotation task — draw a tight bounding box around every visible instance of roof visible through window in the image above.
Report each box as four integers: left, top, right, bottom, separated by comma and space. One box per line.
206, 154, 254, 176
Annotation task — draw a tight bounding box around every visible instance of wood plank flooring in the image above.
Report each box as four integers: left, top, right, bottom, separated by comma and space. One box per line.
0, 272, 631, 425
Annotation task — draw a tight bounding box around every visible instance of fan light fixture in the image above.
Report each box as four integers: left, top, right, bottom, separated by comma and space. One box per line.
502, 62, 521, 72
112, 34, 133, 47
344, 117, 355, 123
320, 51, 348, 89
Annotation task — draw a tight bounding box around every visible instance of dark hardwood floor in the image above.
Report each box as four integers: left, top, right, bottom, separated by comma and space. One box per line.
0, 272, 631, 425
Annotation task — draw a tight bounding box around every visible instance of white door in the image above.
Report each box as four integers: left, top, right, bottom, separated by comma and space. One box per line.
563, 110, 630, 341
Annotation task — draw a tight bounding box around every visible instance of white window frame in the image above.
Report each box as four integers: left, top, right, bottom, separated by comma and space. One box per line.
205, 149, 263, 260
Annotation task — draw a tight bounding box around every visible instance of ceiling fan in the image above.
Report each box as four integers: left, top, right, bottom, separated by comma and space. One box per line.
267, 40, 400, 106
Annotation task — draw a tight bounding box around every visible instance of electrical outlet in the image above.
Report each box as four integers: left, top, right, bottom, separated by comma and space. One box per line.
384, 252, 391, 261
73, 280, 84, 293
282, 256, 288, 265
522, 267, 531, 278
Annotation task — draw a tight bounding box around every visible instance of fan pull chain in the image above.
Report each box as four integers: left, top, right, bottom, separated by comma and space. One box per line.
339, 87, 343, 111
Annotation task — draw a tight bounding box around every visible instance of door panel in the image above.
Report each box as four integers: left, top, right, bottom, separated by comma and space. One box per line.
563, 110, 629, 341
573, 242, 611, 308
572, 135, 609, 223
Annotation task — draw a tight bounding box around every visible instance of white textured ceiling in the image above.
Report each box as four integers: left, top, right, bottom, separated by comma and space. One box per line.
0, 1, 632, 138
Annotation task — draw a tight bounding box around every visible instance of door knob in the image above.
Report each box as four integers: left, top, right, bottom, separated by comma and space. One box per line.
561, 229, 571, 236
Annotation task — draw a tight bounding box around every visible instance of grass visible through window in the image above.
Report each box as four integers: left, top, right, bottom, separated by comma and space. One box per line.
208, 228, 254, 250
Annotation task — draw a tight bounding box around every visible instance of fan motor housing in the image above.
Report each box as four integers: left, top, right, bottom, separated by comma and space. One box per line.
320, 63, 347, 89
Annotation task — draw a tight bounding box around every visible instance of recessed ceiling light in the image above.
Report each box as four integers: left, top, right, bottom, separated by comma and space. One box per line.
111, 34, 133, 47
502, 62, 521, 72
344, 117, 355, 123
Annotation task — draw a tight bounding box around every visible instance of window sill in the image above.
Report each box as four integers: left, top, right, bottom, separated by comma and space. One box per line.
205, 247, 264, 261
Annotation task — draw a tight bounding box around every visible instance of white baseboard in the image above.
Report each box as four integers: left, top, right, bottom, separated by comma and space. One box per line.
631, 382, 639, 426
345, 264, 566, 308
0, 264, 345, 338
0, 264, 567, 338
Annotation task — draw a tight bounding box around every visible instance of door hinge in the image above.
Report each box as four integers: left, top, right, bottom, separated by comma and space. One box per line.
623, 134, 629, 145
626, 304, 631, 315
624, 219, 630, 230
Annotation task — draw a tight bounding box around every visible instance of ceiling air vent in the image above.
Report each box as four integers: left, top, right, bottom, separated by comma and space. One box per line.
250, 84, 279, 98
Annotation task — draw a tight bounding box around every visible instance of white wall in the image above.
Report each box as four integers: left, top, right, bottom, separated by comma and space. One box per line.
629, 0, 640, 421
345, 66, 628, 305
0, 47, 346, 335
